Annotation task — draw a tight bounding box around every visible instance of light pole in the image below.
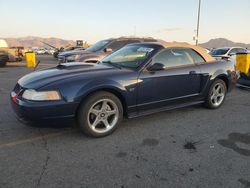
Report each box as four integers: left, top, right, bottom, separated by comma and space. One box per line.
196, 0, 201, 46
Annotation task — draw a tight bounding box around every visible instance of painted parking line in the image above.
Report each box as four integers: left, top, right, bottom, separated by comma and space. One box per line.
0, 130, 73, 150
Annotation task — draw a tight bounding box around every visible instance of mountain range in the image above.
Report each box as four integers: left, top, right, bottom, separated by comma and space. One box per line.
200, 38, 250, 49
2, 36, 250, 49
2, 36, 75, 48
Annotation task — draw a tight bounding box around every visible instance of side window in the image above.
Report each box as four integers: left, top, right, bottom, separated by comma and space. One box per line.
152, 48, 195, 68
229, 48, 238, 55
107, 40, 129, 51
236, 48, 246, 53
188, 49, 205, 63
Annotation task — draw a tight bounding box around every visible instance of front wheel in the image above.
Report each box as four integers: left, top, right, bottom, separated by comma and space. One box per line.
204, 79, 227, 109
77, 91, 123, 137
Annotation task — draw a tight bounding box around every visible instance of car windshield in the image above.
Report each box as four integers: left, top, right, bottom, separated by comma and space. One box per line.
85, 40, 112, 52
101, 45, 155, 69
209, 48, 229, 56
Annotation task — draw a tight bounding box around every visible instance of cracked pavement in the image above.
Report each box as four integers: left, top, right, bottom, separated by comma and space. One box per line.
0, 56, 250, 188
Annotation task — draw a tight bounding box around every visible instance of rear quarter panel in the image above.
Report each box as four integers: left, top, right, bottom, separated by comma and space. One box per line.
199, 60, 236, 95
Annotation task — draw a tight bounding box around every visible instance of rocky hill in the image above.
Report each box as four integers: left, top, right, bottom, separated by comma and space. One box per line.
3, 36, 75, 48
200, 38, 250, 49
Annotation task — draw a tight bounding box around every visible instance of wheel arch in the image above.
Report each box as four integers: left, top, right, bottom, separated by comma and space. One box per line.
75, 86, 128, 117
214, 74, 229, 89
211, 69, 230, 90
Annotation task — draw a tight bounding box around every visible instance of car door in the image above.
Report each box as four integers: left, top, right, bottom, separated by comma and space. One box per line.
137, 48, 202, 112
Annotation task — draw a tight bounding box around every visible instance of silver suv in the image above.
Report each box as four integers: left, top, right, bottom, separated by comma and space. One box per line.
63, 37, 157, 63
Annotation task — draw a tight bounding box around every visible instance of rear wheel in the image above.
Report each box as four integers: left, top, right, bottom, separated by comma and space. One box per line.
77, 91, 123, 137
204, 79, 227, 109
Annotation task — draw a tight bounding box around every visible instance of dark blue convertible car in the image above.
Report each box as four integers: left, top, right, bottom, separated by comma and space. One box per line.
11, 42, 237, 137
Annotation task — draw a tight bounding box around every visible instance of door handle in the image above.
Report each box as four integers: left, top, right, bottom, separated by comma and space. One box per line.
189, 71, 196, 75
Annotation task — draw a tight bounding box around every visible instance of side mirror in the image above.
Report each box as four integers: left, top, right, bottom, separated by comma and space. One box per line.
104, 48, 113, 53
147, 63, 165, 71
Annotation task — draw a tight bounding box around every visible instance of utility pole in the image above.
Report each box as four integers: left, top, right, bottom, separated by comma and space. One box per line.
196, 0, 201, 46
134, 26, 137, 37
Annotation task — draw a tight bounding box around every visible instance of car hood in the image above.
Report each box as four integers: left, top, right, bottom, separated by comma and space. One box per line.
58, 50, 87, 57
77, 50, 104, 56
18, 62, 119, 89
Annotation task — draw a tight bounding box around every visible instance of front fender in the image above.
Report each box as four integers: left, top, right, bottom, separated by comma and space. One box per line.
75, 79, 127, 102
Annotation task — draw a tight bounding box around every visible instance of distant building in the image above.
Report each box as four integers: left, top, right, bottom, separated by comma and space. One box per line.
0, 39, 8, 48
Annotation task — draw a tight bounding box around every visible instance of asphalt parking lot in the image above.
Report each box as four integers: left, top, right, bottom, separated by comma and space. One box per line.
0, 55, 250, 188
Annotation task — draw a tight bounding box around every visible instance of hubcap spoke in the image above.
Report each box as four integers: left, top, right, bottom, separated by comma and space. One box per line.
90, 109, 100, 116
102, 119, 110, 128
216, 86, 221, 93
217, 93, 223, 97
101, 101, 108, 111
211, 94, 216, 100
106, 110, 116, 117
91, 118, 100, 128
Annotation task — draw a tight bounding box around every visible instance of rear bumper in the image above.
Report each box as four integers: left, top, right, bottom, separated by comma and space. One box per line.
11, 95, 78, 124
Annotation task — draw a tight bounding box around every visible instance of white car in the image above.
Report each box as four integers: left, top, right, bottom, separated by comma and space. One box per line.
209, 47, 247, 64
35, 48, 46, 55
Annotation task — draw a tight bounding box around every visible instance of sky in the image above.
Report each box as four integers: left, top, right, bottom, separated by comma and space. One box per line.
0, 0, 250, 44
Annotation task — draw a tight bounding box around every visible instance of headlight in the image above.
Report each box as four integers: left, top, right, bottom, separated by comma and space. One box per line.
66, 55, 77, 61
22, 89, 61, 101
75, 54, 80, 61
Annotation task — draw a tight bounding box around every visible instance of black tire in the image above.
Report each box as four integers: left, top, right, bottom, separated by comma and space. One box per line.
204, 79, 227, 109
0, 61, 7, 67
77, 91, 123, 137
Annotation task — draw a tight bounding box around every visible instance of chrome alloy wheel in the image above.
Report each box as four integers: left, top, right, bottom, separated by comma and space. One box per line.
87, 99, 119, 134
210, 82, 225, 107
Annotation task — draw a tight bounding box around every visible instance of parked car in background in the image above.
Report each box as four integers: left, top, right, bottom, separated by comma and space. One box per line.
0, 51, 9, 67
0, 39, 23, 63
57, 47, 86, 63
209, 47, 247, 64
11, 42, 237, 137
46, 48, 57, 55
35, 48, 46, 55
59, 37, 158, 64
53, 46, 85, 58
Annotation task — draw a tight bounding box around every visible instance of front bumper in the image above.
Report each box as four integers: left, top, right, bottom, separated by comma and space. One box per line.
11, 93, 78, 124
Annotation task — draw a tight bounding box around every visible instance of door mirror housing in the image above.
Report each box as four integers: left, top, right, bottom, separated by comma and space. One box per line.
147, 63, 165, 71
104, 48, 113, 53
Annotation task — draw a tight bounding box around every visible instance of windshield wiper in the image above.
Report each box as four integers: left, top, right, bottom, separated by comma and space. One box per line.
101, 61, 122, 69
